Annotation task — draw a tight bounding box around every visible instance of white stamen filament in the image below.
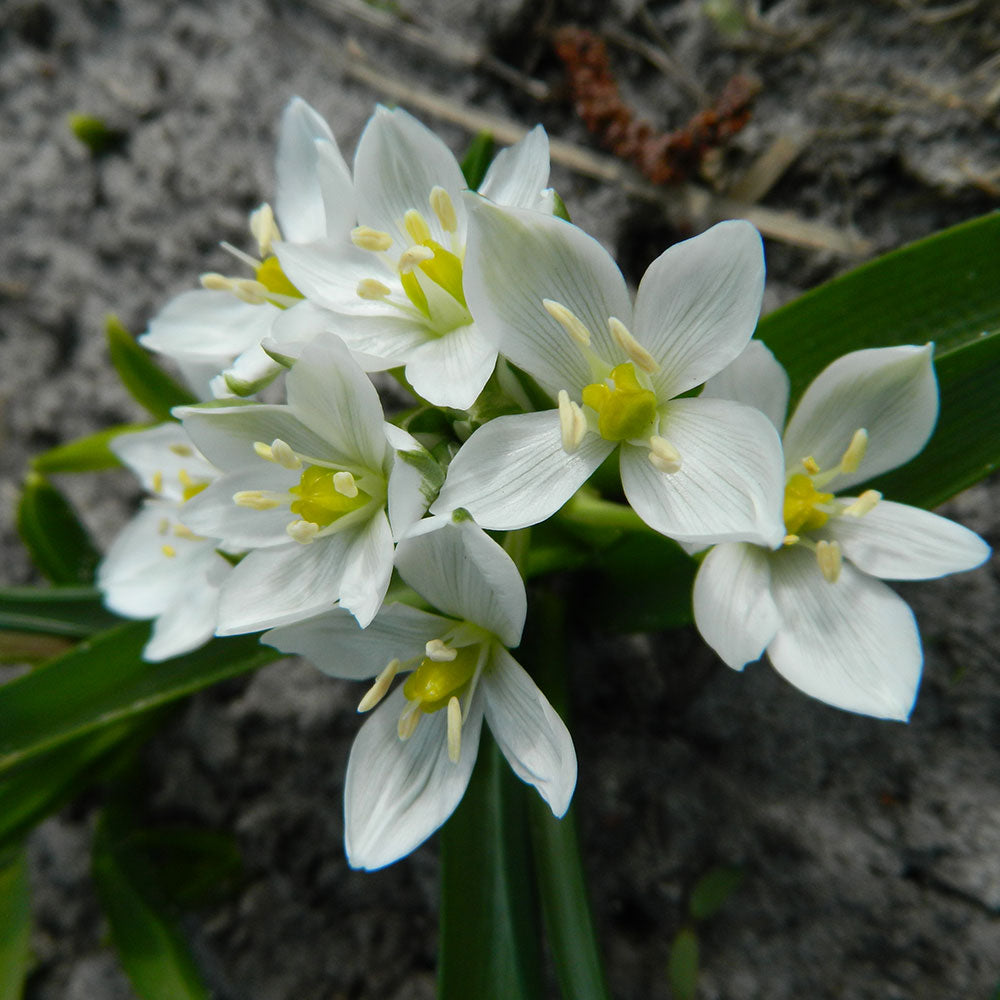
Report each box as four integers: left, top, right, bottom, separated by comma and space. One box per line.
404, 209, 432, 245
609, 317, 659, 374
447, 696, 463, 763
425, 638, 457, 662
357, 278, 392, 300
648, 435, 682, 474
557, 389, 587, 453
358, 659, 401, 713
397, 245, 435, 274
816, 539, 842, 583
233, 490, 283, 511
430, 186, 457, 233
219, 241, 262, 270
249, 203, 282, 257
286, 519, 319, 544
543, 299, 592, 346
843, 489, 882, 517
333, 471, 358, 498
397, 701, 421, 740
351, 226, 393, 252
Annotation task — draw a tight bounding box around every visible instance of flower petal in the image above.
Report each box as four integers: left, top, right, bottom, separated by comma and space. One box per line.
404, 323, 497, 410
264, 603, 447, 680
395, 521, 526, 647
384, 424, 442, 541
462, 196, 632, 396
431, 410, 614, 531
692, 542, 780, 670
315, 138, 355, 239
111, 424, 218, 503
767, 545, 922, 720
633, 220, 765, 399
482, 646, 576, 816
344, 685, 484, 871
782, 344, 937, 490
338, 510, 395, 628
700, 339, 789, 433
477, 125, 552, 211
826, 499, 990, 580
620, 397, 785, 547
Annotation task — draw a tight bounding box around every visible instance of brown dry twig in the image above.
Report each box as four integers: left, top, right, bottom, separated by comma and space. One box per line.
553, 26, 760, 186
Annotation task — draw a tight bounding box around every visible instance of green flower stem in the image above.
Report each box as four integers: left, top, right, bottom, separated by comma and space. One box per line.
557, 489, 658, 536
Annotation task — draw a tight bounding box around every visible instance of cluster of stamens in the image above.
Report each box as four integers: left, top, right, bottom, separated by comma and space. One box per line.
152, 442, 211, 558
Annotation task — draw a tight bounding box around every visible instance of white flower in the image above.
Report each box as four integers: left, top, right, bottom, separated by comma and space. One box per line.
430, 200, 786, 548
263, 521, 576, 871
140, 97, 354, 398
693, 341, 991, 720
97, 423, 231, 661
174, 336, 440, 634
275, 106, 555, 409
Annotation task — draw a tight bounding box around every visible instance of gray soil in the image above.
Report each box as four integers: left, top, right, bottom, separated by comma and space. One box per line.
2, 0, 999, 998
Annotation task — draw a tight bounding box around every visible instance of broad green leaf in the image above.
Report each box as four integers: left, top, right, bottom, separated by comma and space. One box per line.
16, 473, 100, 585
688, 865, 744, 922
667, 927, 699, 1000
0, 623, 278, 773
93, 809, 212, 1000
0, 850, 31, 1000
438, 734, 543, 1000
0, 586, 120, 637
460, 131, 495, 189
0, 631, 74, 664
32, 424, 150, 474
106, 315, 197, 421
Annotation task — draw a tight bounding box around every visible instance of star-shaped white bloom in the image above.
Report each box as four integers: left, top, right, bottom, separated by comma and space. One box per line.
274, 106, 555, 409
175, 336, 440, 633
264, 521, 576, 871
97, 423, 232, 661
693, 341, 991, 720
431, 199, 786, 548
140, 97, 354, 398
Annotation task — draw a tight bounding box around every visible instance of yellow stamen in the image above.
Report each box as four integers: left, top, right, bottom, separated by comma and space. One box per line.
816, 539, 843, 583
783, 533, 800, 546
152, 471, 164, 494
357, 278, 392, 300
557, 390, 587, 454
173, 524, 200, 541
200, 273, 232, 291
161, 544, 177, 558
358, 659, 401, 713
801, 456, 820, 475
397, 701, 421, 740
404, 209, 432, 245
232, 279, 269, 305
178, 469, 208, 502
157, 518, 170, 535
447, 696, 463, 763
288, 465, 370, 528
398, 245, 435, 274
254, 439, 301, 469
430, 186, 457, 233
332, 471, 359, 498
402, 644, 479, 713
249, 203, 281, 257
286, 519, 319, 544
351, 226, 393, 252
648, 435, 682, 474
233, 490, 282, 511
843, 489, 881, 517
840, 428, 869, 474
543, 298, 592, 346
168, 443, 194, 457
609, 317, 659, 374
425, 638, 458, 662
582, 363, 658, 442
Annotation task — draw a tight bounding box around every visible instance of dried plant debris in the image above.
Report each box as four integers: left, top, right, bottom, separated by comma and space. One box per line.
554, 25, 760, 186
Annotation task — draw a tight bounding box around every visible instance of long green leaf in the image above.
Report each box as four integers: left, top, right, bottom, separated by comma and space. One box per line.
460, 131, 495, 189
106, 315, 196, 421
16, 473, 100, 585
0, 586, 121, 637
32, 423, 150, 474
93, 808, 212, 1000
0, 623, 278, 773
0, 850, 31, 1000
438, 734, 543, 1000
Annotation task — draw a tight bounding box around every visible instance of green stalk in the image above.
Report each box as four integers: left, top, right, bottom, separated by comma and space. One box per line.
557, 490, 658, 536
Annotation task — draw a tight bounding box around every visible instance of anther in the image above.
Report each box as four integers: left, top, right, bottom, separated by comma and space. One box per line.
200, 273, 233, 291
351, 226, 393, 252
249, 203, 281, 257
397, 245, 435, 274
358, 659, 401, 713
356, 278, 392, 300
152, 471, 164, 494
430, 186, 458, 233
232, 279, 269, 305
233, 490, 282, 511
397, 701, 421, 741
557, 390, 587, 454
157, 517, 170, 535
168, 443, 194, 457
648, 435, 682, 474
173, 524, 200, 541
783, 533, 800, 546
404, 209, 432, 245
843, 489, 881, 517
161, 544, 177, 558
543, 299, 592, 346
333, 471, 359, 498
269, 439, 301, 470
447, 696, 463, 763
425, 638, 457, 662
839, 429, 868, 474
816, 539, 843, 583
286, 519, 319, 544
801, 456, 820, 475
609, 317, 659, 374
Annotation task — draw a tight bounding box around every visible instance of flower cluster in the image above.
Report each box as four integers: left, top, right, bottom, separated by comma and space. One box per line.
102, 99, 989, 869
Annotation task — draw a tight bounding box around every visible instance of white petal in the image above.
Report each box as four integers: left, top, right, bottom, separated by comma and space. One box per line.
215, 533, 352, 634
217, 343, 283, 397
338, 511, 395, 628
782, 344, 937, 490
826, 500, 990, 580
462, 196, 632, 396
692, 542, 780, 670
315, 138, 355, 239
353, 106, 468, 249
395, 521, 526, 647
286, 337, 387, 470
384, 424, 442, 541
477, 125, 552, 211
344, 685, 484, 871
430, 410, 614, 531
111, 424, 218, 502
767, 545, 922, 720
274, 97, 338, 243
264, 603, 447, 680
482, 646, 576, 816
404, 323, 497, 410
633, 221, 765, 399
700, 339, 789, 433
620, 397, 785, 547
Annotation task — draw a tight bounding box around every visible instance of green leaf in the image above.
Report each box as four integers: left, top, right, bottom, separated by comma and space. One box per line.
106, 315, 197, 422
93, 808, 212, 1000
68, 113, 127, 155
438, 734, 543, 1000
551, 191, 571, 223
0, 623, 278, 774
460, 131, 495, 189
688, 865, 744, 922
32, 424, 150, 474
0, 849, 31, 1000
667, 927, 699, 1000
0, 586, 121, 637
16, 472, 100, 585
